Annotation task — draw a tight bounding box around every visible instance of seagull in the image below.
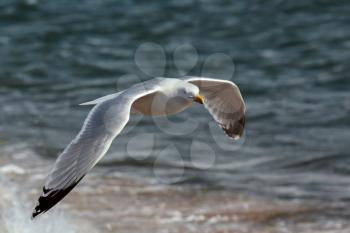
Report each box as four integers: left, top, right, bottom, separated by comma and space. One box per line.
32, 76, 246, 219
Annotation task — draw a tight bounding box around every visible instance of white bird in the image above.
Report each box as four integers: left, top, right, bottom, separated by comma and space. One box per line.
32, 77, 246, 219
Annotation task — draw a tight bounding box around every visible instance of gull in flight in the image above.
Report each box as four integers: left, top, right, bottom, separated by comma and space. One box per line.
32, 77, 246, 219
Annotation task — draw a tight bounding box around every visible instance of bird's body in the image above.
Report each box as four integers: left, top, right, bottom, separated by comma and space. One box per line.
32, 77, 246, 219
131, 78, 197, 116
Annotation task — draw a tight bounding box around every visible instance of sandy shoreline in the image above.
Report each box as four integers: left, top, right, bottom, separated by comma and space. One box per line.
0, 146, 349, 233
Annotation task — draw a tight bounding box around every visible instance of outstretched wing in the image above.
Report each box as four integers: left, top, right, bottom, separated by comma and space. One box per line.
184, 76, 246, 139
32, 84, 160, 219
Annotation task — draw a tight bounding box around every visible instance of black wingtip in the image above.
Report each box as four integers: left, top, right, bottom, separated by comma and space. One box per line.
31, 186, 52, 220
222, 115, 246, 139
31, 176, 85, 219
31, 207, 42, 219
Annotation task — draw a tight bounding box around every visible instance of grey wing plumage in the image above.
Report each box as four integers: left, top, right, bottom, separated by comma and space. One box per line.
184, 76, 246, 139
32, 83, 160, 219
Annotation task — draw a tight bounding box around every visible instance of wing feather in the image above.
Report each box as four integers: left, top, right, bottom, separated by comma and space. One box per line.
183, 76, 246, 139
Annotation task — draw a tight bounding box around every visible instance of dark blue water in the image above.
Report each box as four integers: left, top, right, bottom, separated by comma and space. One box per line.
1, 0, 350, 208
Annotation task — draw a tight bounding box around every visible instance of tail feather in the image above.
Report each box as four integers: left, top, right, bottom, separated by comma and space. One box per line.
79, 92, 121, 106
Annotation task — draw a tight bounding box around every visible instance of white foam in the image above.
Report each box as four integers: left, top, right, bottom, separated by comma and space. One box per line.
0, 177, 97, 233
0, 164, 26, 175
0, 204, 77, 233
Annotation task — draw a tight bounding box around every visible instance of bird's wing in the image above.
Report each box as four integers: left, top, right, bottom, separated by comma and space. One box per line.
32, 83, 161, 219
183, 76, 246, 139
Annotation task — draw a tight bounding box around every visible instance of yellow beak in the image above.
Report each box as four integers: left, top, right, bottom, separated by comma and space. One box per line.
193, 95, 205, 104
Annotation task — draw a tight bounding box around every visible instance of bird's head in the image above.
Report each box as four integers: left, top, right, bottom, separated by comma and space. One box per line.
177, 84, 204, 104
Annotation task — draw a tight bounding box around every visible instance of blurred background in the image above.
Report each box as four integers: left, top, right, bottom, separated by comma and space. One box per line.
0, 0, 350, 232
